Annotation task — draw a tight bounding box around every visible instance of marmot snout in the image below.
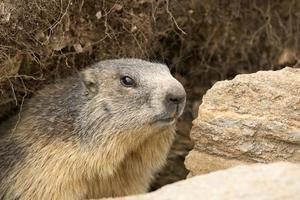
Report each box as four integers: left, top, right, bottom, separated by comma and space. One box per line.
0, 59, 186, 199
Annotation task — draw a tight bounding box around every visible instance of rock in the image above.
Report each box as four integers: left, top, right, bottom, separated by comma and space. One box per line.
185, 150, 248, 177
185, 67, 300, 176
109, 162, 300, 200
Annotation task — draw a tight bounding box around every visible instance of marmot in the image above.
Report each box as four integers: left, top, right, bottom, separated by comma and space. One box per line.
0, 59, 186, 199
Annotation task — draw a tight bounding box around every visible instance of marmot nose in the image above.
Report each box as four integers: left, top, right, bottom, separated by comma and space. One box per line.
165, 87, 186, 106
166, 93, 185, 105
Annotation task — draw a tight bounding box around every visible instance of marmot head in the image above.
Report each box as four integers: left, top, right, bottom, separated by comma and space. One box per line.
79, 59, 186, 138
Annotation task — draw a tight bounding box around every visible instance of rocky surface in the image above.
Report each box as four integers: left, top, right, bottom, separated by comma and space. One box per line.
109, 162, 300, 200
185, 67, 300, 175
185, 150, 249, 177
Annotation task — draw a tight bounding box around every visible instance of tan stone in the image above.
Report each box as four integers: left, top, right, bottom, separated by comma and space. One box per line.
108, 162, 300, 200
186, 67, 300, 175
185, 150, 248, 177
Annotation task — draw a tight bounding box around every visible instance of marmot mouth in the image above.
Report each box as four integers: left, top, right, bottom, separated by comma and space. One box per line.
159, 118, 175, 123
154, 117, 176, 125
152, 112, 178, 125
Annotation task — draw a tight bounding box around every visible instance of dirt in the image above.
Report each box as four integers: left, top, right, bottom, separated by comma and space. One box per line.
0, 0, 300, 190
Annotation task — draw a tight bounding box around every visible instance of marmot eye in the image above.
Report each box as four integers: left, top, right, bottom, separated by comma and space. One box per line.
120, 76, 136, 87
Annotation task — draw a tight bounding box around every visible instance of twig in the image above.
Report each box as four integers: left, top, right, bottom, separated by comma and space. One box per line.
12, 77, 28, 133
0, 74, 44, 81
7, 78, 17, 106
48, 0, 72, 31
165, 0, 186, 35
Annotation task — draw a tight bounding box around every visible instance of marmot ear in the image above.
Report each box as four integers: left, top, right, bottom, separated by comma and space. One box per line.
81, 69, 99, 95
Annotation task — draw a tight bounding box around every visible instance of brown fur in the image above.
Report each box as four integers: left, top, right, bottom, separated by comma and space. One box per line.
3, 127, 174, 199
